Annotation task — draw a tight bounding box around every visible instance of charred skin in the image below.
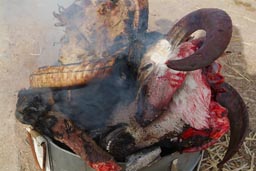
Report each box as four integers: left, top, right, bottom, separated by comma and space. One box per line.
16, 88, 54, 126
54, 0, 148, 33
18, 4, 244, 170
100, 125, 138, 162
35, 112, 121, 171
29, 111, 122, 171
15, 88, 123, 171
35, 7, 234, 88
54, 0, 149, 64
165, 8, 232, 71
20, 57, 137, 130
16, 57, 137, 167
32, 0, 150, 88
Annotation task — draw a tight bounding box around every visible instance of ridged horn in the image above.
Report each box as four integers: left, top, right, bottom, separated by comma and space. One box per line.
165, 8, 232, 71
215, 82, 249, 168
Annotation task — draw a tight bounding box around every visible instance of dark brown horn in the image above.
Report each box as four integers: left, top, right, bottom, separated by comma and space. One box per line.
215, 82, 249, 168
165, 8, 232, 71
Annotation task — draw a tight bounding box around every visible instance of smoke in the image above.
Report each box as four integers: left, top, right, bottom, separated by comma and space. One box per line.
55, 0, 137, 65
52, 57, 138, 130
13, 0, 172, 135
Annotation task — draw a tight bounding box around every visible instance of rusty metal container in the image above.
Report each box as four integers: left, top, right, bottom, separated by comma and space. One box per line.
27, 128, 201, 171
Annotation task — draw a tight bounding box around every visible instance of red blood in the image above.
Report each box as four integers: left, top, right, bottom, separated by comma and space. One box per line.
177, 40, 200, 57
208, 101, 229, 140
148, 70, 186, 109
148, 41, 199, 110
180, 59, 230, 152
181, 128, 209, 139
90, 161, 122, 171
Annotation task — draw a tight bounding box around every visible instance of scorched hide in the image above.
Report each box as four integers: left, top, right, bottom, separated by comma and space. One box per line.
15, 3, 249, 171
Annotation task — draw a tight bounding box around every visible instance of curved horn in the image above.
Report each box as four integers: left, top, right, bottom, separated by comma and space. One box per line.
215, 82, 249, 168
165, 8, 232, 71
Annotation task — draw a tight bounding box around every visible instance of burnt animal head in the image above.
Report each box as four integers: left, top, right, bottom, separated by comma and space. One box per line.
16, 88, 53, 125
51, 57, 138, 131
136, 8, 232, 126
54, 0, 149, 64
15, 4, 248, 170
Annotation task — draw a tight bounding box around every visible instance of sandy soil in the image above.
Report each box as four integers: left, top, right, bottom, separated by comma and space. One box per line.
0, 0, 255, 171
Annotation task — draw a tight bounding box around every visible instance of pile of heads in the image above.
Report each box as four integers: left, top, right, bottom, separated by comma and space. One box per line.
16, 1, 248, 171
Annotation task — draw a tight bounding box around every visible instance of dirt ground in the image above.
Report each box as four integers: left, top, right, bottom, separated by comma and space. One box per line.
0, 0, 255, 171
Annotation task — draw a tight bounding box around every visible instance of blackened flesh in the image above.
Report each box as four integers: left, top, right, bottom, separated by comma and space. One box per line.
52, 57, 137, 130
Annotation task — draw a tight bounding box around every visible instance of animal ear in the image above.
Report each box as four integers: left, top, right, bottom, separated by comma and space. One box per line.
165, 8, 232, 71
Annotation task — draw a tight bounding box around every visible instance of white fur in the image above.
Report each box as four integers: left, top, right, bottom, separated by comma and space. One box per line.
169, 70, 211, 129
143, 39, 181, 76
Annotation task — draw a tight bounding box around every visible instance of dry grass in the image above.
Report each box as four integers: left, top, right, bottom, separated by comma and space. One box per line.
199, 131, 256, 171
198, 30, 256, 170
219, 34, 256, 128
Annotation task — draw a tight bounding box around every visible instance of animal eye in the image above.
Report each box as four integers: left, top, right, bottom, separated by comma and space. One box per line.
140, 63, 153, 71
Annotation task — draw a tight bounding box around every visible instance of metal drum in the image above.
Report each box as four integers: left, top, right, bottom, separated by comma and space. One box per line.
26, 128, 201, 171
